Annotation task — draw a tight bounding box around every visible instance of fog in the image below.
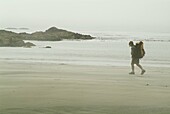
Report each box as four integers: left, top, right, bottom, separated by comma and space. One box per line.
0, 0, 170, 32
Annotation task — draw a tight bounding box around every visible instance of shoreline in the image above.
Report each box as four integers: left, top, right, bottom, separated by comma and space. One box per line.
0, 62, 170, 113
0, 39, 170, 69
0, 59, 170, 68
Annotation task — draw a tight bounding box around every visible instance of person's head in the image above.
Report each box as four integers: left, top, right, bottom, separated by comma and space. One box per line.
129, 41, 134, 46
139, 41, 143, 45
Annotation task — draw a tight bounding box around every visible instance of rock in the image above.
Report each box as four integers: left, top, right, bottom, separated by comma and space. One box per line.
0, 27, 95, 47
12, 40, 25, 47
146, 84, 149, 86
24, 42, 36, 48
0, 37, 25, 47
45, 46, 52, 48
21, 27, 95, 41
45, 27, 60, 33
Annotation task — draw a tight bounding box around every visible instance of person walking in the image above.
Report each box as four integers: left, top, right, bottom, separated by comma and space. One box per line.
129, 41, 146, 75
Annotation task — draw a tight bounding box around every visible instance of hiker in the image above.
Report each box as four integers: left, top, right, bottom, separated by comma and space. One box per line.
129, 41, 146, 75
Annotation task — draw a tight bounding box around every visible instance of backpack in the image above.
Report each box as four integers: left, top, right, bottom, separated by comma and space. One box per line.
135, 41, 145, 58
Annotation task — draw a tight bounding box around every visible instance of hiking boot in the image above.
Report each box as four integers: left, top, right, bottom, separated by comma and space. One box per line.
141, 70, 146, 75
129, 72, 135, 75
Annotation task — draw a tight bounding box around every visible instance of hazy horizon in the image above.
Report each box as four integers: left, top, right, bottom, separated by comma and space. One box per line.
0, 0, 170, 33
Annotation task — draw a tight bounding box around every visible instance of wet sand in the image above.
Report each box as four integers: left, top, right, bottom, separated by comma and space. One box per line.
0, 62, 170, 114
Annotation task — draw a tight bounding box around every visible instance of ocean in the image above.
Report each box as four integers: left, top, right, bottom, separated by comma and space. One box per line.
0, 30, 170, 67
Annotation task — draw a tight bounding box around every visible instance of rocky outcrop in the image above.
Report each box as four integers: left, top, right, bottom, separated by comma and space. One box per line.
19, 27, 94, 41
0, 30, 34, 47
0, 27, 95, 47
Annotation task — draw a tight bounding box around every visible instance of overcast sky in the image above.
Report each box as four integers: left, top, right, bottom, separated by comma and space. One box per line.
0, 0, 170, 32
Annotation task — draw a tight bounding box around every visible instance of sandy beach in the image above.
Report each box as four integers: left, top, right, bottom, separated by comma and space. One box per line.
1, 0, 170, 113
0, 61, 170, 114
